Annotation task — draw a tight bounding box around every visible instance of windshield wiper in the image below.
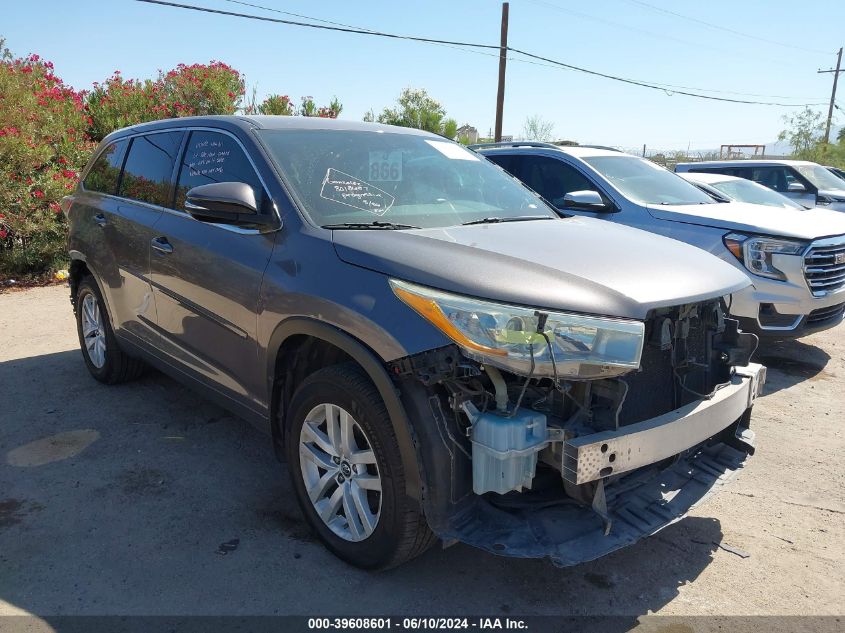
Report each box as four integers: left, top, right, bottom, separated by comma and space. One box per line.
461, 215, 554, 226
321, 221, 421, 230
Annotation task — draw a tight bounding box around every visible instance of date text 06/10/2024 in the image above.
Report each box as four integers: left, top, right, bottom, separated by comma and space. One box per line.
307, 618, 529, 630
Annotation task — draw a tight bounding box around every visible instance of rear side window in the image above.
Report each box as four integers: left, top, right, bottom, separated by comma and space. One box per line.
174, 130, 269, 213
83, 140, 127, 194
119, 131, 184, 207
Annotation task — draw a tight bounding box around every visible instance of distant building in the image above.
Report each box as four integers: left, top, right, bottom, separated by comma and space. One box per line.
456, 124, 479, 144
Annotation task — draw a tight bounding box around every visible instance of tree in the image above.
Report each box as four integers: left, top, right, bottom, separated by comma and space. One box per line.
257, 94, 294, 116
778, 107, 825, 160
522, 115, 554, 142
373, 88, 457, 137
0, 42, 94, 277
247, 93, 342, 118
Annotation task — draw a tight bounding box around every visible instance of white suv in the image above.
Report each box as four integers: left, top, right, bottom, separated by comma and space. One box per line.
675, 159, 845, 212
477, 143, 845, 338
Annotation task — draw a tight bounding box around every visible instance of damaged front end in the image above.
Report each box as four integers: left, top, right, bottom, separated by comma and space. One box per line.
391, 286, 765, 566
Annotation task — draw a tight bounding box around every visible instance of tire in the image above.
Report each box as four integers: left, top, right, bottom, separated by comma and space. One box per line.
74, 275, 144, 384
285, 363, 436, 569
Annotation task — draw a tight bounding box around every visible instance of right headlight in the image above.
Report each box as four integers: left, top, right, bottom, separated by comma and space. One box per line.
390, 279, 644, 379
723, 233, 807, 281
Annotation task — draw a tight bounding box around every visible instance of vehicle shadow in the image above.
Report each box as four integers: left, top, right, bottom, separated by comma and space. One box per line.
753, 337, 832, 395
1, 349, 722, 621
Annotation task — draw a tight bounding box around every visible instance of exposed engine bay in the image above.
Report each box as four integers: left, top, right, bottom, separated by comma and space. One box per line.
392, 299, 765, 565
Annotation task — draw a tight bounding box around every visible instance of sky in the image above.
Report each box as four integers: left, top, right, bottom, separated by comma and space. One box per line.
4, 0, 844, 151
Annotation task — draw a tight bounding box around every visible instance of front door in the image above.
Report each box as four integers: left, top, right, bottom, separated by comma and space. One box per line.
148, 129, 277, 413
751, 166, 817, 208
498, 154, 618, 220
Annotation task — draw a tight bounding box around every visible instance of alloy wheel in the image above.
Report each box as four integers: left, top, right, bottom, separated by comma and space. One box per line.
81, 293, 106, 369
298, 403, 382, 542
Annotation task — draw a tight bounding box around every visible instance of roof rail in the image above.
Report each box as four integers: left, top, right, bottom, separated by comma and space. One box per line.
578, 144, 621, 152
468, 141, 562, 150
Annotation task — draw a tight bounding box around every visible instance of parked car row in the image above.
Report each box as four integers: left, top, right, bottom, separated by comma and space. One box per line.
65, 117, 838, 571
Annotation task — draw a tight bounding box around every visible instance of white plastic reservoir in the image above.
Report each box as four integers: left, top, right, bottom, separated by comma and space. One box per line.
470, 409, 547, 495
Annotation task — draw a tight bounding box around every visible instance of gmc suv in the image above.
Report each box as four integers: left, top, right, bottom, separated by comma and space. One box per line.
477, 142, 845, 338
66, 116, 764, 569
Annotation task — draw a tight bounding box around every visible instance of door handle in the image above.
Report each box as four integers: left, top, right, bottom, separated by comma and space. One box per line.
151, 236, 174, 255
94, 213, 107, 227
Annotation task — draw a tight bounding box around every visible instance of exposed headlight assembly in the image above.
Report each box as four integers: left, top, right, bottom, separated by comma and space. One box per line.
723, 233, 807, 281
390, 279, 644, 379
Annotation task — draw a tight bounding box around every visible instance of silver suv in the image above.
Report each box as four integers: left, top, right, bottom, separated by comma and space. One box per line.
477, 143, 845, 338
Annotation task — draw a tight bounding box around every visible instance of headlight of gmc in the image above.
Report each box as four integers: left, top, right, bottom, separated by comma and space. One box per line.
723, 233, 807, 281
390, 279, 644, 379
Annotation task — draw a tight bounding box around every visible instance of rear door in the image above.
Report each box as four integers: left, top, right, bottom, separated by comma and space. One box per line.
109, 130, 184, 346
148, 129, 277, 413
75, 139, 128, 319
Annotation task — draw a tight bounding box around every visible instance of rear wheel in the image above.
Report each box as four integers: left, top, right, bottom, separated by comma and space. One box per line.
75, 276, 144, 384
285, 363, 436, 569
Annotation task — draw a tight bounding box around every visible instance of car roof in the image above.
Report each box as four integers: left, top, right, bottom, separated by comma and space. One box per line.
100, 115, 439, 143
476, 143, 626, 159
676, 159, 818, 169
678, 172, 745, 185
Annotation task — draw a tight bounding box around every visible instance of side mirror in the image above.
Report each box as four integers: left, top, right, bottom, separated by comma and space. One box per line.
185, 182, 275, 226
787, 182, 807, 193
562, 190, 612, 211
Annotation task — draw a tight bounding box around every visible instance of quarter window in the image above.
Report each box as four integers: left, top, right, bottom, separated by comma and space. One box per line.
175, 131, 268, 213
118, 132, 184, 207
83, 140, 127, 194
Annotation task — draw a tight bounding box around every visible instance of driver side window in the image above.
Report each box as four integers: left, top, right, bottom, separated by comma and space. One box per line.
513, 155, 600, 207
175, 130, 270, 213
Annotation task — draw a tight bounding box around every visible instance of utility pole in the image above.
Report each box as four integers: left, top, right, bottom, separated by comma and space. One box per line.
494, 2, 509, 142
818, 47, 843, 144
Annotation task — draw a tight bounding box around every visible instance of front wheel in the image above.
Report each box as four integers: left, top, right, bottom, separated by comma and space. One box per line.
285, 363, 435, 569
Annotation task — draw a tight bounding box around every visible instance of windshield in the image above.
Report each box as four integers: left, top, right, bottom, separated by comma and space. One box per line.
258, 130, 554, 228
582, 155, 715, 205
710, 178, 805, 209
794, 164, 845, 191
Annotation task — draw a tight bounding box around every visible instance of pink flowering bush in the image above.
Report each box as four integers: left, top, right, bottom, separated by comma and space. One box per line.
0, 40, 95, 278
86, 61, 245, 142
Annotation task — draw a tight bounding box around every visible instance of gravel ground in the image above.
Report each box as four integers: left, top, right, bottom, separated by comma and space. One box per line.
1, 285, 843, 620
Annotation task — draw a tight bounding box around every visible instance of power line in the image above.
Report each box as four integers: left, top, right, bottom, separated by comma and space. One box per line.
518, 0, 815, 71
508, 47, 828, 106
217, 0, 503, 60
135, 0, 500, 50
620, 0, 832, 56
133, 0, 828, 107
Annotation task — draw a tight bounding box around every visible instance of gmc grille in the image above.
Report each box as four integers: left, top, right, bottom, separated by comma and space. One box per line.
804, 239, 845, 295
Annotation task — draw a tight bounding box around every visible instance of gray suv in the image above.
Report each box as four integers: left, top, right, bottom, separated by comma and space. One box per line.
66, 116, 764, 569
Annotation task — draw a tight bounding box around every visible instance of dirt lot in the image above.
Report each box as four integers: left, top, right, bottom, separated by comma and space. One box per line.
1, 285, 843, 620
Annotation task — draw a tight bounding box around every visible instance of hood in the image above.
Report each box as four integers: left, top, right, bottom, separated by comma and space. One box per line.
819, 188, 845, 200
332, 217, 750, 321
646, 201, 845, 240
